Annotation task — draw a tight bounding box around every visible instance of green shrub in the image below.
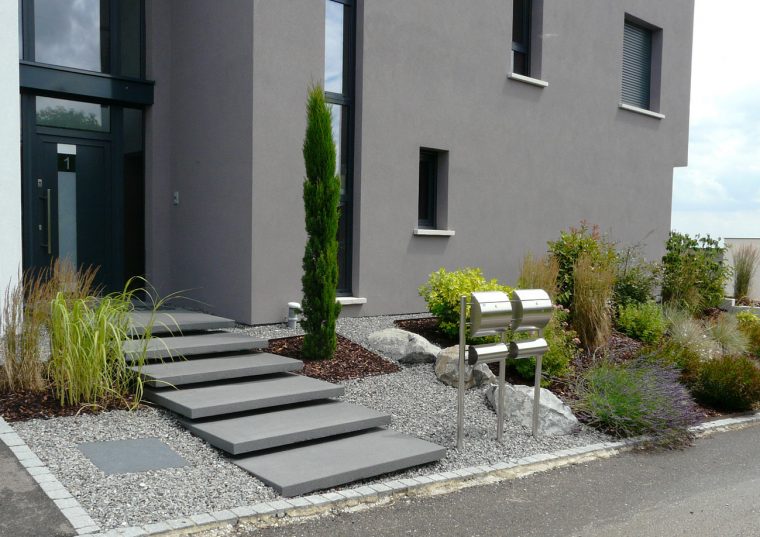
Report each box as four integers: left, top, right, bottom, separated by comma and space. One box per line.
572, 359, 699, 447
644, 339, 702, 386
661, 232, 730, 313
517, 254, 559, 301
663, 306, 718, 361
616, 301, 666, 344
418, 267, 511, 340
572, 252, 615, 350
48, 284, 148, 408
301, 86, 342, 360
614, 246, 660, 306
693, 355, 760, 412
707, 313, 748, 357
732, 244, 759, 304
548, 222, 617, 309
514, 306, 577, 385
737, 311, 760, 357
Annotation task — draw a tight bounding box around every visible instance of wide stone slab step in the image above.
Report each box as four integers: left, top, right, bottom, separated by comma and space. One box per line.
182, 401, 391, 455
235, 428, 447, 497
129, 310, 236, 336
123, 333, 267, 361
132, 353, 302, 387
144, 374, 344, 419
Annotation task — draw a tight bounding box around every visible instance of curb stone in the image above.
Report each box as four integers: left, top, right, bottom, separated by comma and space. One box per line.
2, 412, 759, 536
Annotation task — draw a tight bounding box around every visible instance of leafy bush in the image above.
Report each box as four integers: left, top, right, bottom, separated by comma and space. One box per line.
661, 232, 730, 313
707, 313, 748, 357
617, 301, 666, 344
514, 306, 577, 385
517, 254, 559, 301
419, 267, 511, 340
301, 86, 342, 360
732, 244, 759, 304
572, 359, 700, 447
737, 311, 760, 357
692, 355, 760, 412
48, 284, 148, 408
548, 222, 617, 309
572, 253, 615, 350
614, 246, 660, 306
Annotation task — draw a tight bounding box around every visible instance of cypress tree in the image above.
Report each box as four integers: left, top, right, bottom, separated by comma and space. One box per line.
301, 86, 342, 360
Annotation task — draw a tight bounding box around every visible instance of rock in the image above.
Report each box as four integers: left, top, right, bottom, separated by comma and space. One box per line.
367, 328, 440, 364
435, 345, 496, 389
485, 382, 580, 436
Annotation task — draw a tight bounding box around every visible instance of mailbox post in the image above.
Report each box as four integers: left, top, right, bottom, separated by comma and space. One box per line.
456, 289, 553, 448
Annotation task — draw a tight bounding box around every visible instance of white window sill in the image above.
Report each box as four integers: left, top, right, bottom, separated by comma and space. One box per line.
508, 73, 549, 88
336, 296, 367, 306
413, 229, 456, 237
619, 103, 665, 119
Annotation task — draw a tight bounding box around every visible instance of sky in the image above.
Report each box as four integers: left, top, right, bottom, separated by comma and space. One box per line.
671, 0, 760, 239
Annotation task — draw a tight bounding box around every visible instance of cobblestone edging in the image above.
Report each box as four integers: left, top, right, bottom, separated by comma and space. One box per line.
2, 412, 759, 537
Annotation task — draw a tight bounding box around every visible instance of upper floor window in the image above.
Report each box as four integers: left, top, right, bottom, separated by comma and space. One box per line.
621, 16, 662, 114
511, 0, 532, 76
21, 0, 144, 78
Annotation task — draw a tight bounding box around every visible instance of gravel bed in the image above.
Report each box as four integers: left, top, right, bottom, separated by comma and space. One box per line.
13, 408, 277, 530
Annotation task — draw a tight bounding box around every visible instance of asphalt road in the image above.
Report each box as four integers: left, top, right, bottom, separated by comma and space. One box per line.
0, 440, 73, 537
241, 425, 760, 537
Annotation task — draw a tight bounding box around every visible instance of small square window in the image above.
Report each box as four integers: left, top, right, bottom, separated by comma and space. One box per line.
418, 150, 438, 228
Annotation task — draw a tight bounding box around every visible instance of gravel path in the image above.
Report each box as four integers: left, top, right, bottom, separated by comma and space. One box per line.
10, 314, 608, 530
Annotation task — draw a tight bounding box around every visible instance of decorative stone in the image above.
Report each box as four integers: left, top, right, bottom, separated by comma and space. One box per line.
485, 382, 580, 436
367, 328, 440, 364
434, 346, 496, 389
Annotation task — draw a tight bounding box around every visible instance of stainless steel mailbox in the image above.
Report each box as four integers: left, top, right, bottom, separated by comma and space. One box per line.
511, 289, 553, 331
470, 291, 513, 337
467, 342, 509, 365
509, 338, 549, 359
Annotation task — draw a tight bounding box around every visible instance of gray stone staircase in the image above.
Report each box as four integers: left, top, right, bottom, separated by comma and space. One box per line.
125, 310, 446, 497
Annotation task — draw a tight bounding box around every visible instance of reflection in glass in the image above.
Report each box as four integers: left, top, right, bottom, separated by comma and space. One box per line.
324, 1, 344, 94
329, 104, 345, 196
36, 97, 110, 132
34, 0, 110, 73
57, 145, 77, 267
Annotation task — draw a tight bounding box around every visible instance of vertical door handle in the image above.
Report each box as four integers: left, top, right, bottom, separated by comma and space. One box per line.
46, 188, 52, 255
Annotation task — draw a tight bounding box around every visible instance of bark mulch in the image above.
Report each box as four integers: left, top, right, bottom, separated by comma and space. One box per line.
0, 388, 138, 423
395, 317, 456, 348
268, 334, 399, 383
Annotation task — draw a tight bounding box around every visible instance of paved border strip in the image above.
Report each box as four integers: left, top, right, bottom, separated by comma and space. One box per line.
0, 416, 100, 535
2, 413, 759, 537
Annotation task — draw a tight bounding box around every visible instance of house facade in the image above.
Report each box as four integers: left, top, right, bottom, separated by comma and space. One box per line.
0, 0, 694, 324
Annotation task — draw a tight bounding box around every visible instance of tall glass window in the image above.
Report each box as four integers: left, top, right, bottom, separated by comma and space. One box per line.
325, 0, 354, 293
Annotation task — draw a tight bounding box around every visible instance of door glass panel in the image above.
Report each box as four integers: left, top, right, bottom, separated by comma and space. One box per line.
56, 144, 77, 267
328, 103, 346, 197
324, 1, 344, 94
36, 96, 110, 132
33, 0, 110, 73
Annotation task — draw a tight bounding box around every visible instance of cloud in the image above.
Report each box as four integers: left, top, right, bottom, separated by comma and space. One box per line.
672, 0, 760, 238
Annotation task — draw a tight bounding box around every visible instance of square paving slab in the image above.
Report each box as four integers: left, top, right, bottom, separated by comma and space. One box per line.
78, 438, 188, 475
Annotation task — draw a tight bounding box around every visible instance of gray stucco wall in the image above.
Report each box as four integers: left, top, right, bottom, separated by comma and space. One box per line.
145, 0, 254, 321
145, 0, 694, 324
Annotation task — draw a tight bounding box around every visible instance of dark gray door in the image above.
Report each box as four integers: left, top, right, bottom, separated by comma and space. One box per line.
28, 135, 115, 289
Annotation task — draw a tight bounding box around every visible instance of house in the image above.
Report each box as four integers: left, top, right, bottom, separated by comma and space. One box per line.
0, 0, 694, 325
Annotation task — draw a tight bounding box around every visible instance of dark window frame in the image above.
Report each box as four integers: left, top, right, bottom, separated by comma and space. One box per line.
418, 150, 438, 229
324, 0, 355, 295
511, 0, 532, 76
621, 18, 654, 110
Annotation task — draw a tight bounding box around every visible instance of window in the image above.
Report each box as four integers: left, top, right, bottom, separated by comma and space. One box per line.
622, 19, 656, 110
418, 150, 438, 228
511, 0, 532, 76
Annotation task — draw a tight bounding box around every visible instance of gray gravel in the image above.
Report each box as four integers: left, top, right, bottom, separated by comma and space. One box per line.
10, 314, 608, 530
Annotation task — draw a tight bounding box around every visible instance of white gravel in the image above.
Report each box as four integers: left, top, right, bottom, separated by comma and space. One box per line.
10, 314, 609, 530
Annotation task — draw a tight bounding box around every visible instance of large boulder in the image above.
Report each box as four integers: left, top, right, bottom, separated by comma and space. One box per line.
485, 382, 580, 436
435, 345, 496, 389
367, 328, 440, 364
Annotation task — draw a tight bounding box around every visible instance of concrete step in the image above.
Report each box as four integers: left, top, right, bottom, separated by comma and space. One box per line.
144, 374, 344, 419
123, 333, 268, 362
182, 401, 391, 455
235, 428, 447, 497
129, 310, 235, 336
132, 353, 302, 387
